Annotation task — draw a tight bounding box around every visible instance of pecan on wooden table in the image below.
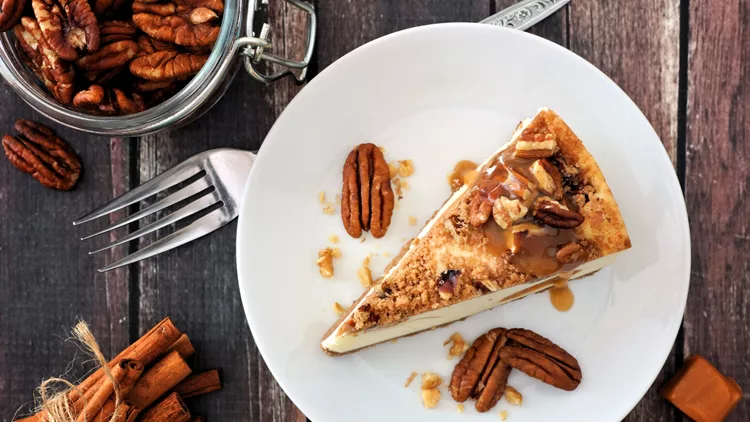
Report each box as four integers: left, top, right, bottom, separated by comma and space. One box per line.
0, 0, 25, 32
341, 143, 395, 239
2, 119, 81, 190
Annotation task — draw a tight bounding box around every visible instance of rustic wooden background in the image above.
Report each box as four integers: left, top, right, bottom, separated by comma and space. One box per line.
0, 0, 747, 420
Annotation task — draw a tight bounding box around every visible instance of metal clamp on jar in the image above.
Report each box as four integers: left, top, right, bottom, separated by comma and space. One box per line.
0, 0, 316, 136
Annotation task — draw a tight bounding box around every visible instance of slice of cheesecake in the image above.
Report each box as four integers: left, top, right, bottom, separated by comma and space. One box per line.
322, 108, 631, 356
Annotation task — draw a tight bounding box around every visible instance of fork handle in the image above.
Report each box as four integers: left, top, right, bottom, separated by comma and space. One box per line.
481, 0, 570, 31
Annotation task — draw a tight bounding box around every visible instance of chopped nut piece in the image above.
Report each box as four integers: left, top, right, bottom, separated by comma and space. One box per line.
332, 302, 345, 314
388, 161, 399, 179
329, 235, 340, 244
422, 388, 441, 409
494, 197, 528, 229
316, 248, 335, 278
398, 159, 414, 177
421, 372, 443, 390
400, 179, 410, 190
514, 133, 557, 159
504, 386, 522, 405
331, 248, 342, 258
457, 403, 464, 413
492, 199, 512, 229
530, 159, 563, 199
409, 216, 417, 225
499, 410, 508, 420
444, 333, 469, 358
404, 371, 417, 388
318, 191, 326, 204
323, 205, 335, 215
357, 256, 372, 288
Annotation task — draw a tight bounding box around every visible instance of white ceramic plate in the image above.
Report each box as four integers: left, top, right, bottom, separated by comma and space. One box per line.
237, 23, 690, 422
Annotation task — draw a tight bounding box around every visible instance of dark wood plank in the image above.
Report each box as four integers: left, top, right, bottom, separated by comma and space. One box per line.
567, 1, 681, 420
569, 0, 680, 164
0, 97, 132, 418
684, 0, 749, 420
314, 0, 489, 70
131, 3, 309, 421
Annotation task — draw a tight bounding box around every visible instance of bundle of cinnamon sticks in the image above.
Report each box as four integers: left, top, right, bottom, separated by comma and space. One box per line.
19, 318, 221, 422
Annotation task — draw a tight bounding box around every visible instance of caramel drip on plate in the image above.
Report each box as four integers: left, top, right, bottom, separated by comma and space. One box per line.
447, 160, 479, 191
549, 278, 574, 312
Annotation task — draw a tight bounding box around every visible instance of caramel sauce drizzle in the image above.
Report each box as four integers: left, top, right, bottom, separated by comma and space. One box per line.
450, 126, 584, 312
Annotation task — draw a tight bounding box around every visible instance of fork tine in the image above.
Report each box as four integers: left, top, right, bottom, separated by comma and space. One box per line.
98, 208, 232, 272
73, 161, 203, 226
89, 192, 220, 254
81, 176, 212, 240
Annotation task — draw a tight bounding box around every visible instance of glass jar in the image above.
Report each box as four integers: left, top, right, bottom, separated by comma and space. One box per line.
0, 0, 315, 136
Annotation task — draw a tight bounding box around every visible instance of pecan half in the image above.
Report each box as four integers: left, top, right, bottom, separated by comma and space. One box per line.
15, 17, 75, 104
501, 328, 582, 391
99, 20, 138, 44
533, 197, 584, 229
340, 143, 394, 239
129, 49, 207, 81
77, 40, 139, 71
132, 0, 222, 48
450, 328, 507, 402
475, 361, 510, 413
0, 0, 25, 32
73, 85, 145, 115
2, 119, 81, 190
31, 0, 100, 61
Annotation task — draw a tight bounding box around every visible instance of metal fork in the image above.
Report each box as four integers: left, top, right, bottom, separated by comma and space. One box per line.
74, 149, 256, 272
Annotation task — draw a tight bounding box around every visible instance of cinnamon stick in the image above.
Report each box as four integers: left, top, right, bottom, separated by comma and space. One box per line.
108, 401, 136, 422
75, 360, 127, 422
172, 370, 221, 399
127, 350, 192, 409
166, 334, 195, 359
80, 318, 181, 394
138, 393, 191, 422
92, 360, 144, 422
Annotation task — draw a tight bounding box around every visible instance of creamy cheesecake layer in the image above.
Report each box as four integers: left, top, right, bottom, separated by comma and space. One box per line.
322, 254, 616, 354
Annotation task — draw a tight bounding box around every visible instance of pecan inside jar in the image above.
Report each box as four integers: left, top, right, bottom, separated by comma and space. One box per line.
132, 0, 222, 48
2, 119, 81, 190
31, 0, 100, 61
0, 0, 25, 32
341, 143, 395, 239
15, 17, 76, 105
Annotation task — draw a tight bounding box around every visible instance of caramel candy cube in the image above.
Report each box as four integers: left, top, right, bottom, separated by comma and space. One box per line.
660, 355, 742, 422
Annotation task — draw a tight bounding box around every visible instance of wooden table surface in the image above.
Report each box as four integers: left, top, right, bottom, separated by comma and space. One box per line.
1, 0, 747, 421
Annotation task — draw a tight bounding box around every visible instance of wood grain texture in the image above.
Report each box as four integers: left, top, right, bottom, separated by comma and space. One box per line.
0, 91, 131, 419
314, 0, 489, 70
684, 0, 750, 420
